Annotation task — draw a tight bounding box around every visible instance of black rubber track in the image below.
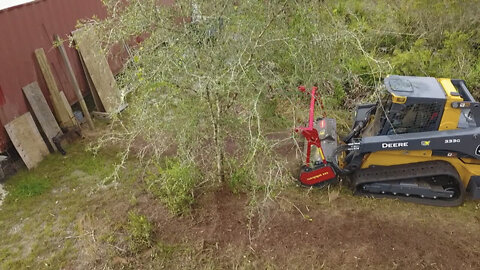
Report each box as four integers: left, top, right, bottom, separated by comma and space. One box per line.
351, 160, 466, 207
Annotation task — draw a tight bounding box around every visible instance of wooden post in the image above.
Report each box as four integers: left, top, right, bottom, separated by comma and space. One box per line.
55, 35, 94, 129
34, 48, 76, 128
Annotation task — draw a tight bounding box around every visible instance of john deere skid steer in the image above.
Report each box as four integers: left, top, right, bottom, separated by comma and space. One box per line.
296, 75, 480, 206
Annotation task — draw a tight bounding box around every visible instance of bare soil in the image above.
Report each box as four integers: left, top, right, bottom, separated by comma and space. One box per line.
111, 184, 480, 269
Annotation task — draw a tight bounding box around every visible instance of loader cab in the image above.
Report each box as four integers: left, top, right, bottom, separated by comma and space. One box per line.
377, 76, 447, 135
351, 75, 480, 141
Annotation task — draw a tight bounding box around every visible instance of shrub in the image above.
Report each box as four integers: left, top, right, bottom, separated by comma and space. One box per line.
126, 211, 153, 252
145, 159, 199, 215
227, 164, 255, 194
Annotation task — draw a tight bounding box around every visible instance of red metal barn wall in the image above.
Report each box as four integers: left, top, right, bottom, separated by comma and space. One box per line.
0, 0, 107, 152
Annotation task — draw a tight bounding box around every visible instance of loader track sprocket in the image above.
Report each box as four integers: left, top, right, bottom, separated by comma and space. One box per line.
351, 161, 465, 207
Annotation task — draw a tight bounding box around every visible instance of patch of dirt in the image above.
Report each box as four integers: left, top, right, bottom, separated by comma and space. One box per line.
193, 187, 249, 246
255, 204, 480, 269
130, 185, 480, 269
135, 186, 249, 247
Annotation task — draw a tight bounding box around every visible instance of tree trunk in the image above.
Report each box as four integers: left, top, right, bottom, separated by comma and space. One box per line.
207, 88, 225, 183
213, 97, 225, 182
213, 120, 225, 183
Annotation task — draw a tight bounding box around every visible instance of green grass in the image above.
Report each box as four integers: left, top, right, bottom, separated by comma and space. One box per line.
5, 174, 51, 201
3, 142, 116, 205
0, 141, 120, 269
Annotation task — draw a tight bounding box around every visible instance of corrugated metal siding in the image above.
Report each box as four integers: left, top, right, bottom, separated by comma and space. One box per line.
0, 0, 106, 151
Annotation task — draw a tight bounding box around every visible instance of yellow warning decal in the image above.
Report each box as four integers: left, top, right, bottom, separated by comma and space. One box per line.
306, 171, 330, 181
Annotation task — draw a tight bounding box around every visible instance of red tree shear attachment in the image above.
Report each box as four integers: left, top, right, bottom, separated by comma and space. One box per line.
295, 86, 336, 186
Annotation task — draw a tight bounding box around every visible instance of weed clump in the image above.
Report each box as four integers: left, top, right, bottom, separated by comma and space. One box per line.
227, 164, 255, 194
126, 211, 153, 252
145, 159, 200, 215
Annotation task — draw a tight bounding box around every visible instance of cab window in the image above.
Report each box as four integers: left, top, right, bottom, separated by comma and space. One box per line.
385, 103, 442, 134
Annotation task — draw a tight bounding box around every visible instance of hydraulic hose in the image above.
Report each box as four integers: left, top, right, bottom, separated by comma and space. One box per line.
342, 121, 364, 143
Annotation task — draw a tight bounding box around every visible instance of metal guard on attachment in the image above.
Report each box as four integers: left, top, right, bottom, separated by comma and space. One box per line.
299, 164, 336, 186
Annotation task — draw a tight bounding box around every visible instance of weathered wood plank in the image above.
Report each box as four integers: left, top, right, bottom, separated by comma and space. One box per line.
59, 91, 77, 127
34, 48, 76, 128
5, 113, 49, 169
55, 35, 94, 129
22, 82, 63, 151
73, 29, 121, 113
79, 49, 104, 112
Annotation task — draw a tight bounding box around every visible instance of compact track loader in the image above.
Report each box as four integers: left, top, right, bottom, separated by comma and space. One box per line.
297, 75, 480, 206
